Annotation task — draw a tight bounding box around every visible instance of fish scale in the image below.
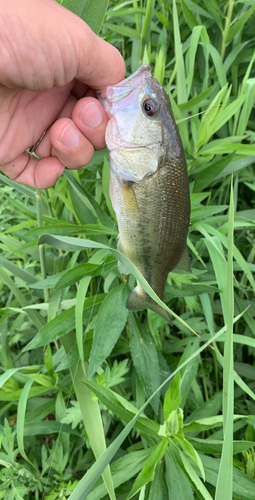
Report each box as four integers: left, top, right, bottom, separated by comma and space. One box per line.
98, 65, 190, 322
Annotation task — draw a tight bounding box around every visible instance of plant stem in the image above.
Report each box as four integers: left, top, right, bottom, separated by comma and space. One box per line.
220, 0, 235, 60
133, 0, 140, 33
44, 188, 53, 218
36, 190, 49, 302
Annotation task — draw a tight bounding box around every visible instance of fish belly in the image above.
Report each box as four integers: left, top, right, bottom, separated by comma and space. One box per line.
111, 157, 190, 301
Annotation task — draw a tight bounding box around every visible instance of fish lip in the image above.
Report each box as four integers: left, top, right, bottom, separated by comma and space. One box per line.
109, 143, 161, 153
119, 65, 151, 85
97, 65, 152, 104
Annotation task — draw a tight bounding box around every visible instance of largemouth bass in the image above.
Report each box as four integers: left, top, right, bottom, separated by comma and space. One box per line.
98, 65, 190, 322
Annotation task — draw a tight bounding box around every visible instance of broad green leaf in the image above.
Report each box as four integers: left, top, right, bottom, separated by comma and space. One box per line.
61, 0, 109, 34
179, 84, 217, 112
0, 367, 40, 390
88, 284, 129, 378
0, 173, 36, 197
65, 170, 114, 229
235, 294, 255, 337
191, 204, 228, 221
237, 78, 255, 135
174, 434, 205, 480
76, 277, 90, 374
87, 449, 154, 500
125, 438, 168, 500
211, 93, 246, 135
196, 222, 255, 294
148, 460, 168, 500
179, 339, 200, 408
208, 44, 227, 87
0, 256, 38, 284
193, 153, 235, 192
183, 415, 245, 433
23, 420, 80, 437
200, 141, 255, 156
178, 451, 213, 500
129, 314, 161, 414
16, 379, 34, 463
227, 5, 255, 42
196, 454, 255, 499
27, 223, 118, 238
23, 294, 105, 351
185, 391, 222, 423
202, 0, 223, 27
55, 343, 79, 372
163, 373, 181, 420
83, 380, 160, 440
154, 46, 165, 85
181, 0, 199, 31
55, 260, 116, 289
104, 23, 141, 40
216, 156, 255, 179
25, 400, 55, 423
165, 445, 195, 499
189, 437, 255, 455
25, 373, 55, 387
0, 385, 55, 401
0, 266, 45, 330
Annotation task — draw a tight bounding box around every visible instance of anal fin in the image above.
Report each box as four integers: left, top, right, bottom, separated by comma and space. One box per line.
174, 247, 191, 273
126, 285, 171, 324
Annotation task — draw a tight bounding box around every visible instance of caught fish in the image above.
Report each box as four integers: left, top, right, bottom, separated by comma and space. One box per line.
98, 65, 190, 322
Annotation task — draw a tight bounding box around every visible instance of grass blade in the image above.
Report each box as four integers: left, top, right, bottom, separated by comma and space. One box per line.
16, 379, 34, 463
172, 0, 187, 104
215, 180, 234, 499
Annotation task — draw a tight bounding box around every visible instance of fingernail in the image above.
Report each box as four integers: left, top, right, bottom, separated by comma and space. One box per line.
59, 123, 80, 149
80, 102, 103, 129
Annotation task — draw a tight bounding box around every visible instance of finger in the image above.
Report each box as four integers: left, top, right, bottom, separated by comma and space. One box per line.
1, 152, 65, 189
71, 81, 89, 99
0, 83, 74, 165
35, 93, 78, 158
50, 118, 95, 170
72, 97, 108, 151
34, 94, 108, 160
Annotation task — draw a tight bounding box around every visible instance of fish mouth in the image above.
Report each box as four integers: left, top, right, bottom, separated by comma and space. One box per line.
110, 142, 161, 153
97, 65, 152, 110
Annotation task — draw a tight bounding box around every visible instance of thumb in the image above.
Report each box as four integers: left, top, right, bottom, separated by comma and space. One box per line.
0, 0, 125, 91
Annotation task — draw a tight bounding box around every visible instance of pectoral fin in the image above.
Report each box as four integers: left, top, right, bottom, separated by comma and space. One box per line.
117, 238, 130, 275
174, 247, 191, 273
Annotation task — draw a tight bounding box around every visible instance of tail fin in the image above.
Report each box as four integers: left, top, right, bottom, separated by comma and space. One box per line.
126, 285, 171, 324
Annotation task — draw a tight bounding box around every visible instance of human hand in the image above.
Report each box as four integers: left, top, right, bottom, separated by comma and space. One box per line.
0, 0, 125, 188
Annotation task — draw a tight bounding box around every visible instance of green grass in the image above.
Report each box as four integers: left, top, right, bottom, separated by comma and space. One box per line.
0, 1, 255, 499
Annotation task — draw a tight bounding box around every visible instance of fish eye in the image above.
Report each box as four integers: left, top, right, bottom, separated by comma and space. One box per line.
143, 98, 159, 117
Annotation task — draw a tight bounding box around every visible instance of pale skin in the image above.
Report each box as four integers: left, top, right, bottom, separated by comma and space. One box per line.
0, 0, 126, 188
